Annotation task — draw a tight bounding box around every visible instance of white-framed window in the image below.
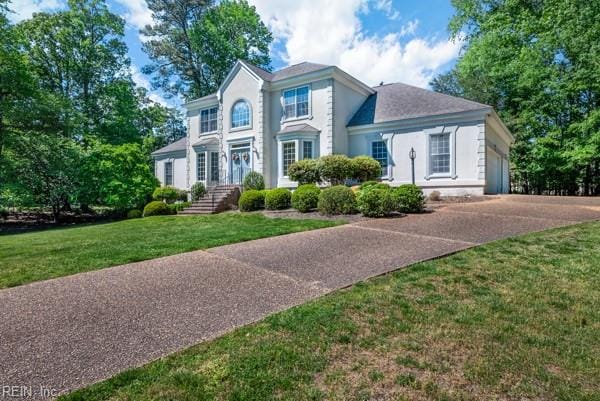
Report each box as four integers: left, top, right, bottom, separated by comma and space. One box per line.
200, 106, 218, 134
197, 152, 206, 181
429, 133, 450, 174
283, 86, 309, 120
302, 140, 313, 160
282, 141, 296, 176
164, 161, 173, 186
371, 140, 389, 177
231, 100, 250, 129
210, 151, 219, 182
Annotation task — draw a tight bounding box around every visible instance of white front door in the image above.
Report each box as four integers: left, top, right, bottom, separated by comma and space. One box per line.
230, 143, 251, 185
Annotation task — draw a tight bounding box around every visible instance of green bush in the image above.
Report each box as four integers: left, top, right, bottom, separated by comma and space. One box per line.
265, 188, 292, 210
291, 184, 321, 212
152, 186, 179, 204
126, 209, 142, 219
357, 188, 396, 217
288, 159, 321, 184
243, 171, 265, 191
191, 182, 206, 201
351, 155, 382, 182
176, 189, 189, 202
238, 190, 265, 212
318, 154, 352, 185
143, 201, 171, 217
317, 185, 357, 215
359, 180, 380, 190
392, 184, 425, 213
361, 181, 390, 191
168, 201, 191, 213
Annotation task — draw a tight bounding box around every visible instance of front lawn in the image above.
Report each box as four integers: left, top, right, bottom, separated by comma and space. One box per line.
62, 222, 600, 401
0, 213, 341, 289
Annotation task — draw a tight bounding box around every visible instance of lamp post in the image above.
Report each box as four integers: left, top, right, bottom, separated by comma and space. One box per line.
409, 147, 416, 185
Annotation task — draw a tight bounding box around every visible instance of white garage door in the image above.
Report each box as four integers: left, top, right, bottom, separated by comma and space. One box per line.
486, 147, 502, 194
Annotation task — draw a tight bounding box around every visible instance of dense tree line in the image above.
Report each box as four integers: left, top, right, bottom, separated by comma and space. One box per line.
0, 0, 272, 219
432, 0, 600, 195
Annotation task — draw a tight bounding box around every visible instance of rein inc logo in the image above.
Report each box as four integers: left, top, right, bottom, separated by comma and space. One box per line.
2, 385, 58, 398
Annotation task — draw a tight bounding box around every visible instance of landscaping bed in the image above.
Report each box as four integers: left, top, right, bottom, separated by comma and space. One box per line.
262, 209, 371, 222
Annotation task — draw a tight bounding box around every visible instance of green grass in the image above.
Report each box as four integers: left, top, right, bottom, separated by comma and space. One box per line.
0, 213, 341, 289
61, 222, 600, 401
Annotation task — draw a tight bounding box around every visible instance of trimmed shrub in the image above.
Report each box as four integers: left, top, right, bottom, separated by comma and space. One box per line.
152, 186, 179, 204
143, 201, 171, 217
362, 182, 390, 191
357, 188, 396, 217
359, 180, 380, 190
291, 184, 320, 212
351, 155, 382, 182
191, 182, 206, 201
176, 189, 189, 202
318, 154, 352, 185
168, 202, 191, 213
265, 188, 292, 210
243, 171, 265, 191
317, 185, 357, 215
238, 190, 265, 212
392, 184, 425, 213
126, 209, 142, 219
288, 159, 321, 184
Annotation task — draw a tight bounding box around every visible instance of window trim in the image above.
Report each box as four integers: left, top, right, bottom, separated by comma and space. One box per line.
230, 99, 252, 131
369, 138, 391, 179
199, 106, 218, 134
302, 140, 314, 160
210, 151, 219, 183
281, 85, 311, 122
425, 126, 458, 180
164, 161, 174, 186
280, 140, 297, 178
196, 151, 206, 182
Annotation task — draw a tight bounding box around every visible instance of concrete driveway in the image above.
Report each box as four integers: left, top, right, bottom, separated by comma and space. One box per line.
1, 195, 599, 397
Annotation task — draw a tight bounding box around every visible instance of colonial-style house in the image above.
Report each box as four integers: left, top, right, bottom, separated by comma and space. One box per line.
152, 60, 513, 197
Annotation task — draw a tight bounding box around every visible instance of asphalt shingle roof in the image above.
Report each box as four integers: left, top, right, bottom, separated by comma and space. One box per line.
151, 137, 187, 156
348, 83, 491, 127
245, 61, 331, 82
277, 123, 320, 135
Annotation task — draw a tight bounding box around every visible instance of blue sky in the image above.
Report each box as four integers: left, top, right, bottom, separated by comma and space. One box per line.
9, 0, 461, 109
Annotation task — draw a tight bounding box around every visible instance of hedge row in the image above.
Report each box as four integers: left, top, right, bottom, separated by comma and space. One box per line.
288, 154, 381, 185
238, 182, 425, 217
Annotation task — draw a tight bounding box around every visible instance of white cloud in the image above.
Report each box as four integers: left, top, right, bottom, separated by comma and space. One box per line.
372, 0, 400, 21
113, 0, 153, 33
130, 65, 171, 107
250, 0, 461, 88
399, 19, 419, 36
7, 0, 63, 22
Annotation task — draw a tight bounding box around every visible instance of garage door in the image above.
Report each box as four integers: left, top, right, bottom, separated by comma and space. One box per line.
486, 147, 502, 194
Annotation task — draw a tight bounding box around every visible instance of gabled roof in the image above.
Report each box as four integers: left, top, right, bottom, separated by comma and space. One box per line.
244, 61, 331, 82
151, 137, 186, 156
348, 83, 491, 127
277, 123, 320, 135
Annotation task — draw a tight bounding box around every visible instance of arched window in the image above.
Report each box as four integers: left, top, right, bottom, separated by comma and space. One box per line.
231, 100, 250, 129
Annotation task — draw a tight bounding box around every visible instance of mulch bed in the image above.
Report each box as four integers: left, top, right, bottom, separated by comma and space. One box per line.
0, 211, 121, 235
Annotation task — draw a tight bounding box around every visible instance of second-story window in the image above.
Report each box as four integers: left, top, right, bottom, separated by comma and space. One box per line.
283, 86, 309, 120
231, 100, 251, 129
200, 106, 218, 134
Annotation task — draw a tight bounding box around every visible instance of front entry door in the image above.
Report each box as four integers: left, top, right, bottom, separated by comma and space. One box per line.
230, 144, 251, 185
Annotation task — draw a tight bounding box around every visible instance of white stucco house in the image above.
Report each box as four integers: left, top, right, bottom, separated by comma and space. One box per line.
152, 60, 513, 196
